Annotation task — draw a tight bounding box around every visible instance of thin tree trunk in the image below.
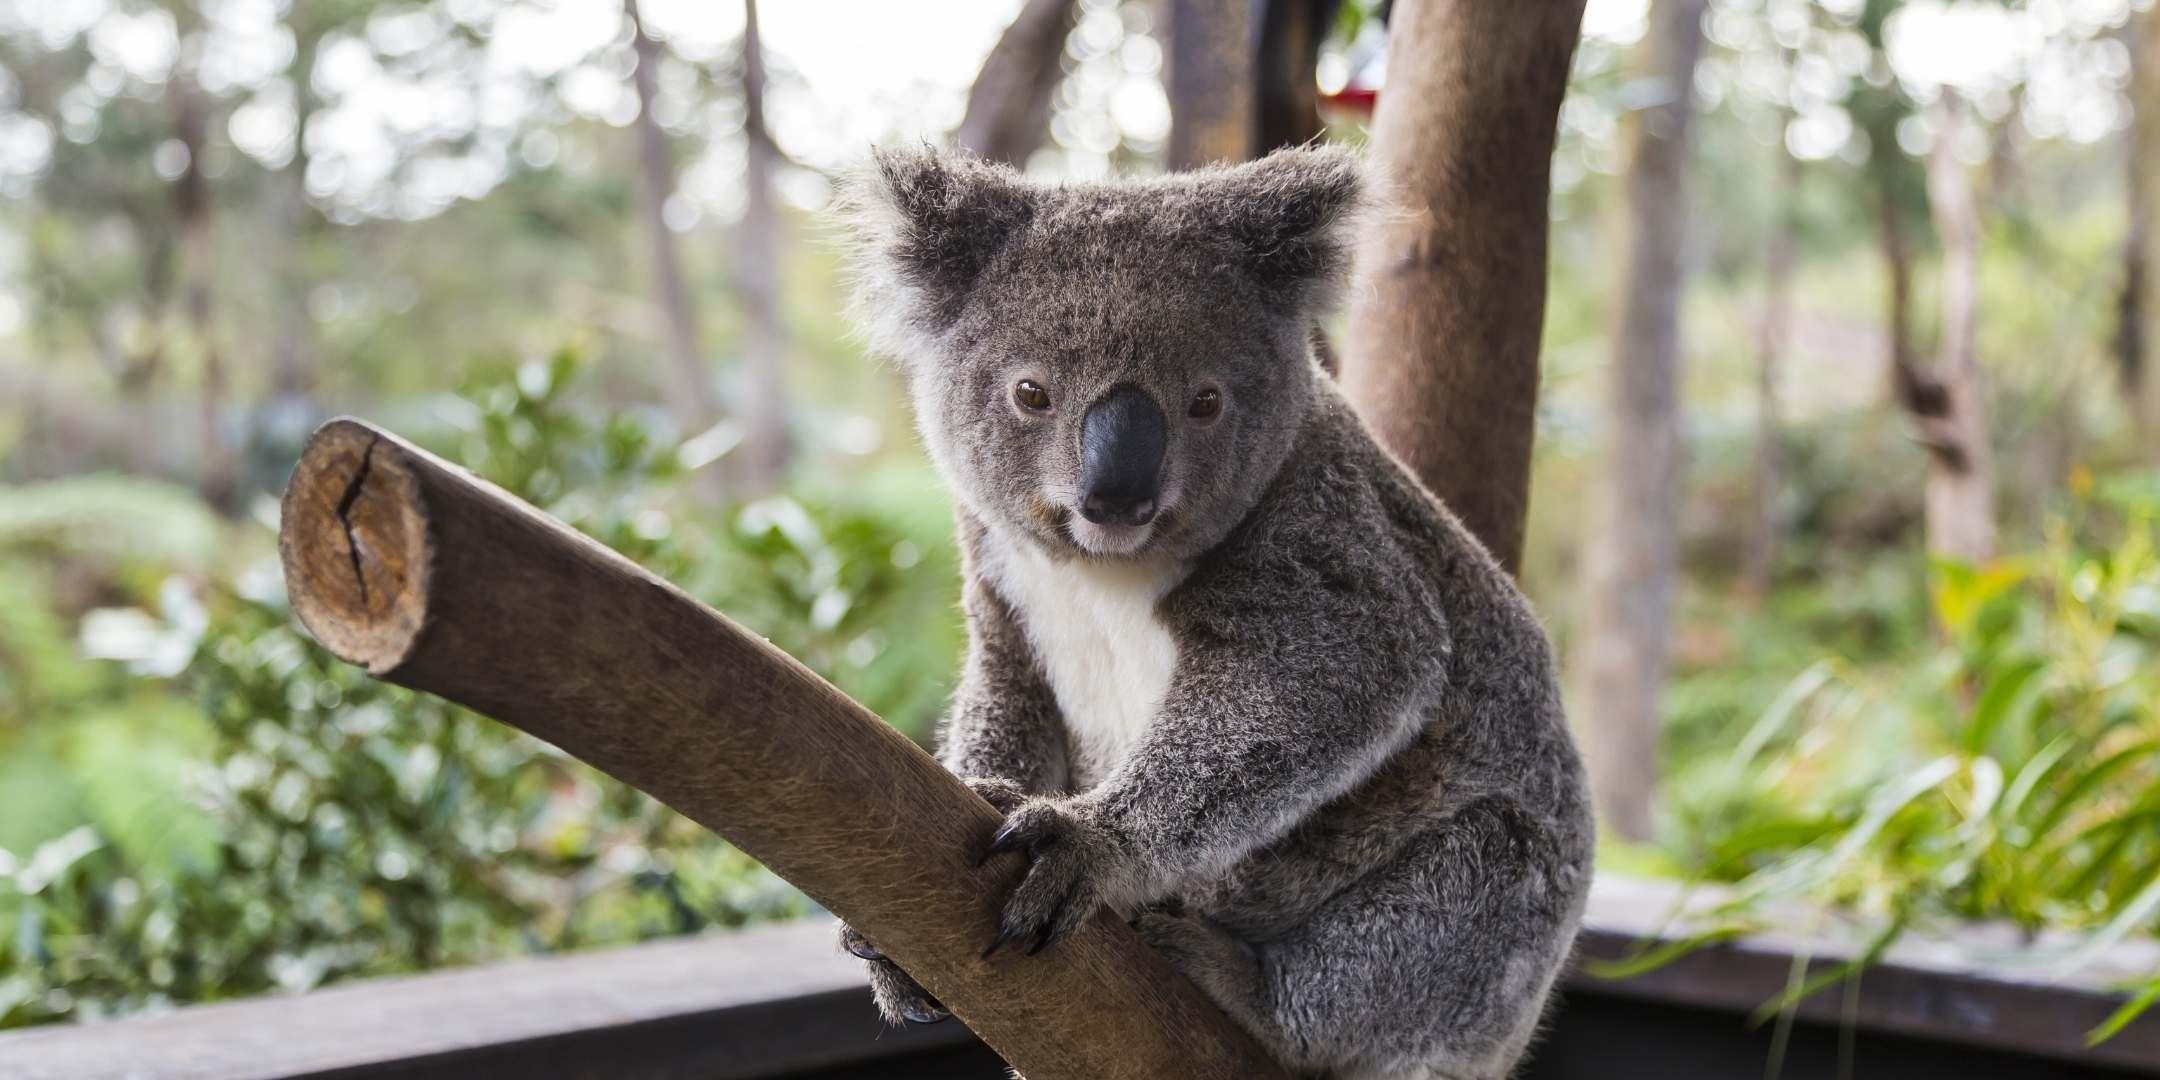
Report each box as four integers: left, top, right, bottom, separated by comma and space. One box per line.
2128, 10, 2160, 457
170, 71, 235, 513
1915, 92, 1995, 565
1338, 0, 1586, 575
1164, 0, 1255, 169
1574, 0, 1707, 844
1879, 175, 1921, 421
956, 0, 1078, 166
1746, 85, 1799, 600
271, 23, 322, 403
730, 0, 790, 495
1254, 0, 1340, 153
625, 0, 720, 438
2117, 143, 2145, 445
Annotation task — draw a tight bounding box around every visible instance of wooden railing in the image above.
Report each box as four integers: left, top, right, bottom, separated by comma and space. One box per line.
4, 878, 2154, 1080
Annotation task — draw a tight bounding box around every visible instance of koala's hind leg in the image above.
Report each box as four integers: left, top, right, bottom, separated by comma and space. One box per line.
1143, 798, 1584, 1080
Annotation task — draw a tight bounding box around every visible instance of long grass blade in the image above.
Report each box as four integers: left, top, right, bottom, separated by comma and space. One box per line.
1965, 657, 2046, 755
2030, 740, 2160, 844
2089, 978, 2160, 1046
1586, 926, 1755, 979
2055, 864, 2160, 979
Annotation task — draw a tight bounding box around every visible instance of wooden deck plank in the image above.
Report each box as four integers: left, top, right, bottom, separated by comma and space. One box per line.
2, 878, 2155, 1079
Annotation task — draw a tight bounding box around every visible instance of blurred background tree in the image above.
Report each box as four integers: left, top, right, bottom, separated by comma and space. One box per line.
3, 0, 2160, 1037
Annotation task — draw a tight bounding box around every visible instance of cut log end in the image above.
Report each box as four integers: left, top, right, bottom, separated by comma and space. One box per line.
281, 418, 431, 674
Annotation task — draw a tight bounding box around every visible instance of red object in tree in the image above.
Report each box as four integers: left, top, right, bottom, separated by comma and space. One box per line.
1320, 84, 1379, 117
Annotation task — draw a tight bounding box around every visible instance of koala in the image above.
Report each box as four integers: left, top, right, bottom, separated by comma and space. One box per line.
832, 144, 1594, 1080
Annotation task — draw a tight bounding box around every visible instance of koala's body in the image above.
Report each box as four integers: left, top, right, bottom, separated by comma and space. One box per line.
836, 145, 1594, 1080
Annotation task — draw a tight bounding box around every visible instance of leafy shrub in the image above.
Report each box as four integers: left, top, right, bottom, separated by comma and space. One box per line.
1635, 468, 2160, 1040
0, 349, 963, 1027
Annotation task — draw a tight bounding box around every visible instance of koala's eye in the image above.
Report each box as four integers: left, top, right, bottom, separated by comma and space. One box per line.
1014, 380, 1052, 414
1188, 388, 1222, 422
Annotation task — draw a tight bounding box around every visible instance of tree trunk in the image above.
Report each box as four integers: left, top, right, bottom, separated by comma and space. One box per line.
1163, 0, 1255, 169
730, 0, 790, 496
1254, 0, 1340, 153
2127, 9, 2160, 458
170, 73, 236, 513
251, 17, 328, 496
271, 22, 323, 404
1746, 83, 1799, 600
956, 0, 1078, 166
1574, 0, 1707, 845
1878, 172, 1921, 427
1337, 0, 1588, 576
625, 0, 721, 438
1914, 92, 1995, 565
278, 420, 1291, 1080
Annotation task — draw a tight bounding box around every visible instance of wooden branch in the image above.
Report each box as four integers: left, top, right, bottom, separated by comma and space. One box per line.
1254, 0, 1339, 154
1164, 0, 1255, 170
277, 419, 1287, 1080
955, 0, 1078, 166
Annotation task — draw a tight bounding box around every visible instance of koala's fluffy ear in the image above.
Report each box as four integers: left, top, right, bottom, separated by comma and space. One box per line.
1206, 145, 1365, 306
838, 144, 1035, 359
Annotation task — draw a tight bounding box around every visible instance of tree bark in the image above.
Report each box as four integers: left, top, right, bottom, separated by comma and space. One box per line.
730, 0, 790, 496
170, 67, 236, 513
1254, 0, 1340, 153
278, 419, 1289, 1080
1746, 79, 1799, 600
1877, 168, 1921, 428
271, 20, 323, 404
1337, 0, 1588, 576
1573, 0, 1707, 845
1164, 0, 1255, 169
956, 0, 1079, 166
2127, 9, 2160, 458
1913, 92, 1995, 565
625, 0, 721, 438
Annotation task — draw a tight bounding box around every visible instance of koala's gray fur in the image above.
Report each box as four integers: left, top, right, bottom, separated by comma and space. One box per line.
832, 144, 1594, 1080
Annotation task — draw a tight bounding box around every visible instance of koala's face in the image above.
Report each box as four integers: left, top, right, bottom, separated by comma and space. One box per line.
844, 146, 1361, 562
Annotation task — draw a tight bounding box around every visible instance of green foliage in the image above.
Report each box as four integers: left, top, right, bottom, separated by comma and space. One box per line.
1627, 472, 2160, 1039
0, 352, 965, 1027
437, 347, 964, 738
0, 477, 225, 573
5, 0, 2156, 1043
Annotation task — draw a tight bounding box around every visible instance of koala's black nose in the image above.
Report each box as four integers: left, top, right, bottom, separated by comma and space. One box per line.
1077, 385, 1165, 527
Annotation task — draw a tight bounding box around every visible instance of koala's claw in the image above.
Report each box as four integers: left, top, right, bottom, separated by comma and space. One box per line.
892, 991, 953, 1025
977, 797, 1067, 863
838, 922, 884, 961
980, 800, 1110, 957
869, 960, 952, 1025
963, 776, 1031, 814
841, 922, 950, 1026
982, 816, 1054, 863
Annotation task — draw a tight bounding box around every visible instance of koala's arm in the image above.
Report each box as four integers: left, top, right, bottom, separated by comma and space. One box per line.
1087, 542, 1449, 901
937, 575, 1072, 797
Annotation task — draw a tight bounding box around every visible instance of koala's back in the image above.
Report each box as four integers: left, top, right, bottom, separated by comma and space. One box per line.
1165, 383, 1593, 939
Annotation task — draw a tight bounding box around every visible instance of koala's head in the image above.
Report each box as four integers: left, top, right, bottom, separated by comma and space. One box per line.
841, 144, 1363, 562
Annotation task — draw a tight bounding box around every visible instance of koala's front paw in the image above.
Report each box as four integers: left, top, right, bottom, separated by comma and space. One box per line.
978, 798, 1127, 957
962, 775, 1030, 813
839, 922, 949, 1025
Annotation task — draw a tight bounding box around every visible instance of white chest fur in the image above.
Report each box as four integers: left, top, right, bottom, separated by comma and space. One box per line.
982, 532, 1181, 790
